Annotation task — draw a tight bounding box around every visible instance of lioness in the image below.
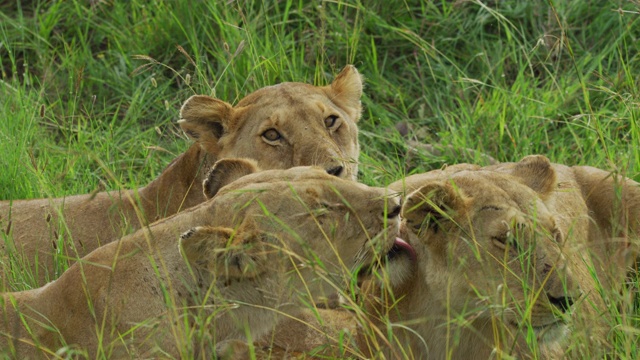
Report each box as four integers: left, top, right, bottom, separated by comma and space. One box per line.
0, 158, 402, 358
0, 65, 363, 285
360, 155, 639, 359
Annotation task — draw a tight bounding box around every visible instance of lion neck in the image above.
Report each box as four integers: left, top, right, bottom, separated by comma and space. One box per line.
189, 267, 302, 343
383, 269, 505, 360
134, 144, 211, 224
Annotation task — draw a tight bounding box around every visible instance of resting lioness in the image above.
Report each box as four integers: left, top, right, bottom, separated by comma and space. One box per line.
360, 155, 639, 359
0, 65, 363, 285
0, 158, 402, 358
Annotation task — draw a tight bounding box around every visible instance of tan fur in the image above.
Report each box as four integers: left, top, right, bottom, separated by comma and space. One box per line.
0, 160, 400, 358
360, 155, 639, 359
0, 65, 363, 285
253, 308, 359, 359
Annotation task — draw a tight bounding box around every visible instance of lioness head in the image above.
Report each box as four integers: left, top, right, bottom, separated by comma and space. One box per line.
178, 66, 363, 180
175, 160, 403, 356
182, 159, 402, 309
372, 159, 582, 358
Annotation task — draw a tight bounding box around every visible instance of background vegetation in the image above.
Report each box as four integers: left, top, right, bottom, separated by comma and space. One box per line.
1, 0, 639, 358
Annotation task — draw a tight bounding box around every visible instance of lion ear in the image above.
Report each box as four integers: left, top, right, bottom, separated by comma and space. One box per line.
327, 65, 363, 121
179, 226, 270, 279
510, 155, 557, 197
178, 95, 234, 151
203, 158, 260, 199
402, 182, 465, 235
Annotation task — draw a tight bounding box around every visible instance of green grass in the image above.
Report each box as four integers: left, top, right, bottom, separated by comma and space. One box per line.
1, 0, 639, 358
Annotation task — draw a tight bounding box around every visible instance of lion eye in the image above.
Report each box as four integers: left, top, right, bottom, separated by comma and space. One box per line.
311, 207, 330, 217
552, 229, 564, 245
324, 115, 338, 128
262, 129, 282, 142
492, 231, 517, 250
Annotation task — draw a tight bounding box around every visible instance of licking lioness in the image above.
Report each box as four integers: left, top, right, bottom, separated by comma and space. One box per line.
0, 65, 363, 285
0, 158, 402, 358
360, 155, 639, 359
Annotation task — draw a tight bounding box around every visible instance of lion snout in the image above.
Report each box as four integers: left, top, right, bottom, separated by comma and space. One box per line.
547, 292, 578, 313
325, 165, 344, 177
544, 265, 582, 313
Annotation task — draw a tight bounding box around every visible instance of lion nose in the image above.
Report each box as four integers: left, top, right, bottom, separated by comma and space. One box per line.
326, 165, 344, 177
548, 294, 576, 313
386, 204, 401, 219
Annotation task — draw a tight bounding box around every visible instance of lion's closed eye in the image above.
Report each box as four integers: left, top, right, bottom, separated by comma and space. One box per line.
481, 205, 503, 212
491, 230, 518, 251
307, 202, 347, 217
321, 202, 347, 211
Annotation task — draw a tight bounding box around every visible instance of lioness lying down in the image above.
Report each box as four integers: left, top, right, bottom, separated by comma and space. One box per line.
0, 65, 363, 285
360, 155, 639, 359
0, 158, 402, 358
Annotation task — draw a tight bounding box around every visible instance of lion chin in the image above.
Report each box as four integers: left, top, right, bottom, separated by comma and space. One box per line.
535, 322, 570, 344
509, 318, 570, 344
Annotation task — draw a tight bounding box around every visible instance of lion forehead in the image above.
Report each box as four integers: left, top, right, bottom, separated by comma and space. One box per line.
215, 167, 335, 193
214, 169, 385, 212
452, 171, 550, 211
236, 83, 329, 110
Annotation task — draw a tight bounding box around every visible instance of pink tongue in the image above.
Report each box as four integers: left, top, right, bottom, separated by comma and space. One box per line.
393, 237, 417, 262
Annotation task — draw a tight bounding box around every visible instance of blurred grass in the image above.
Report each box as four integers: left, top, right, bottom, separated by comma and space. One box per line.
1, 0, 639, 358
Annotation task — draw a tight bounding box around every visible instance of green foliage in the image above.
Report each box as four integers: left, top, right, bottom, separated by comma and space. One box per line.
0, 0, 639, 358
